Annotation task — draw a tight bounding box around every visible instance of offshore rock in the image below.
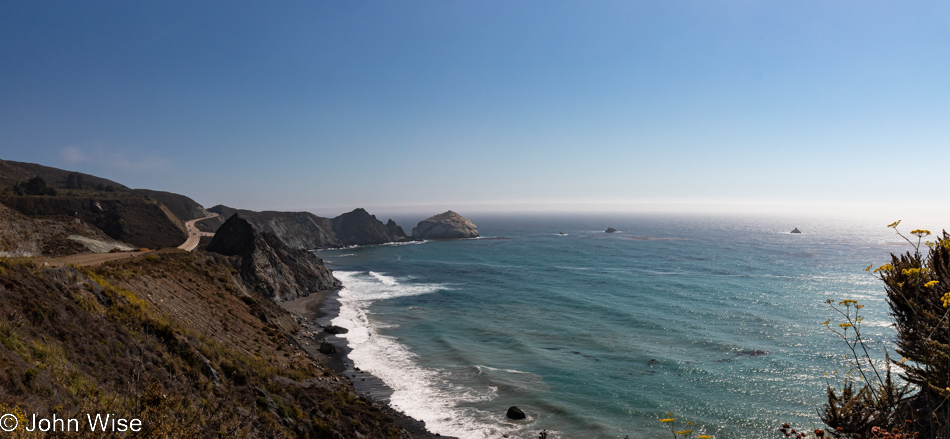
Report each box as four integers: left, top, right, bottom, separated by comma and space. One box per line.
207, 213, 337, 301
605, 227, 617, 233
506, 406, 526, 420
790, 228, 802, 234
412, 211, 478, 240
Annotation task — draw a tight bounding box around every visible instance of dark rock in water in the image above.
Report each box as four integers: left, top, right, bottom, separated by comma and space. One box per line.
790, 228, 802, 234
324, 325, 349, 335
206, 214, 337, 301
737, 349, 768, 357
605, 227, 617, 233
506, 406, 526, 420
412, 211, 478, 239
318, 342, 336, 354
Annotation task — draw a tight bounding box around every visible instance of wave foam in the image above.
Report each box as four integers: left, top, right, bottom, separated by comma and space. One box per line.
331, 271, 507, 439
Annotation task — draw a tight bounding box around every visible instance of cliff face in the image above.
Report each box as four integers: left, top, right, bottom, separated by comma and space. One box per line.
132, 189, 211, 222
208, 205, 340, 248
207, 213, 337, 301
209, 205, 410, 249
0, 203, 133, 256
412, 210, 479, 239
0, 195, 185, 249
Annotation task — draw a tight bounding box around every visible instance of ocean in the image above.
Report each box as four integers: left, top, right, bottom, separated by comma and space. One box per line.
318, 214, 916, 439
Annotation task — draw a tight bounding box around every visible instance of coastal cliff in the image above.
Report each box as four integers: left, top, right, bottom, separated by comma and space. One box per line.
209, 205, 410, 249
412, 211, 478, 239
332, 208, 410, 246
0, 159, 446, 437
207, 213, 337, 301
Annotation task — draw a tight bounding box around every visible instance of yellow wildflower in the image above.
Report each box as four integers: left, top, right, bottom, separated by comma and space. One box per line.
942, 292, 950, 308
838, 299, 858, 306
839, 323, 853, 328
676, 431, 693, 436
902, 268, 923, 276
887, 220, 901, 228
659, 418, 675, 423
910, 229, 931, 237
925, 280, 939, 288
874, 264, 894, 273
698, 436, 712, 439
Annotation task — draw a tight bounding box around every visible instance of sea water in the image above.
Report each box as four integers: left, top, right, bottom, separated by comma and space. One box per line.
321, 214, 918, 439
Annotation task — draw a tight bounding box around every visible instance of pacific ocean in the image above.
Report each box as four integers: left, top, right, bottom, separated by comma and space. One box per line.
320, 214, 911, 439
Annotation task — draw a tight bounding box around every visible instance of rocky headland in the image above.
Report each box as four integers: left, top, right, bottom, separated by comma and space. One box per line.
412, 210, 478, 240
206, 213, 338, 301
209, 205, 410, 249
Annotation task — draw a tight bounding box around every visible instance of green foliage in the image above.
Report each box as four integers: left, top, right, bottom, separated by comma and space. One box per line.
816, 223, 950, 439
13, 176, 57, 196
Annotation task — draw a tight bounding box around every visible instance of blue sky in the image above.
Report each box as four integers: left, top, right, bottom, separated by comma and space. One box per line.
1, 1, 948, 218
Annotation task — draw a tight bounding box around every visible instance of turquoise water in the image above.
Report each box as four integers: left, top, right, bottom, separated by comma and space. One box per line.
321, 214, 910, 439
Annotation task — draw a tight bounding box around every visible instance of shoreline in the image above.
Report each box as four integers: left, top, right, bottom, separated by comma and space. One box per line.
280, 289, 457, 439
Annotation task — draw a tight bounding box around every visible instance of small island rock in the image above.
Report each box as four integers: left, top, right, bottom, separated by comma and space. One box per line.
790, 228, 802, 234
605, 227, 617, 233
506, 406, 526, 420
412, 211, 478, 239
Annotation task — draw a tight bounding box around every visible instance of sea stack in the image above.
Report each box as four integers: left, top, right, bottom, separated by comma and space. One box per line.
412, 211, 478, 239
605, 227, 617, 233
790, 228, 802, 234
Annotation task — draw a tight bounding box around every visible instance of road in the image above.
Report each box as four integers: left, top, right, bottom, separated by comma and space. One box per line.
37, 250, 147, 268
177, 213, 219, 252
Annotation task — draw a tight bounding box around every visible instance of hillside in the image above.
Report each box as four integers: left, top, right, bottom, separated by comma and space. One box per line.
0, 251, 425, 438
0, 203, 133, 257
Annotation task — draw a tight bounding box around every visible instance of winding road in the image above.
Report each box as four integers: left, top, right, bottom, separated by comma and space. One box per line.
178, 213, 219, 252
36, 213, 219, 268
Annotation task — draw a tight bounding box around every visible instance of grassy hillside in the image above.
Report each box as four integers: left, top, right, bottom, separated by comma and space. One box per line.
0, 252, 417, 438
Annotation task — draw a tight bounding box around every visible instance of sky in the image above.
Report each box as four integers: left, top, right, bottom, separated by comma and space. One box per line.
1, 1, 948, 219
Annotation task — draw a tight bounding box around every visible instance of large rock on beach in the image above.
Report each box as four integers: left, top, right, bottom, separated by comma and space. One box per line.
412, 211, 478, 240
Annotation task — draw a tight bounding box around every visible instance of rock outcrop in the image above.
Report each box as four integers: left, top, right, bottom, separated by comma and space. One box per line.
332, 208, 410, 246
0, 203, 134, 257
207, 213, 337, 301
605, 227, 617, 233
412, 211, 478, 240
790, 228, 802, 234
506, 406, 526, 420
